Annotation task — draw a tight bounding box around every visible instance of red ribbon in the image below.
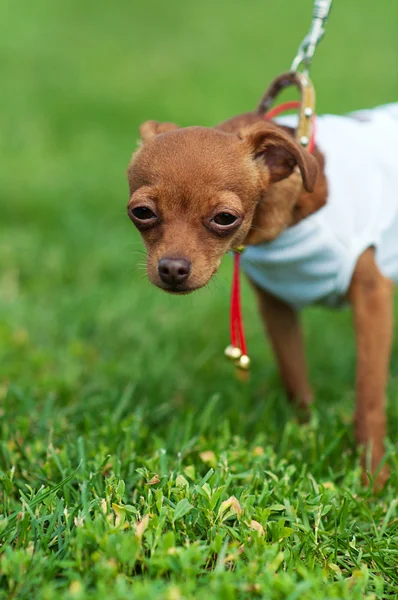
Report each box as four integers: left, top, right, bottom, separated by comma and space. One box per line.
230, 251, 247, 357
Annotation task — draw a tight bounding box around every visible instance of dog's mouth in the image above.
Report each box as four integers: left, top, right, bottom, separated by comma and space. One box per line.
155, 282, 201, 295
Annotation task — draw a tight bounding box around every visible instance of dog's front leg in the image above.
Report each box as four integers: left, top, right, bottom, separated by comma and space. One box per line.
251, 282, 313, 411
347, 248, 393, 486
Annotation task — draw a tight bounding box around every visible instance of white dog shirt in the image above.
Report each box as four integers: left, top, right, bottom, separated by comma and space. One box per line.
240, 104, 398, 309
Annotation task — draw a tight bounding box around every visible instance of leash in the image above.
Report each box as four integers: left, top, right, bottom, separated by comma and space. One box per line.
290, 0, 333, 74
224, 0, 332, 372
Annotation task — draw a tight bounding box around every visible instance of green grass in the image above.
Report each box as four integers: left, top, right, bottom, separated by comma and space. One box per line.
1, 0, 398, 597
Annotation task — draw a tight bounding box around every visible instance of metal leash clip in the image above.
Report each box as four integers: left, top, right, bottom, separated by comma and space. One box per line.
291, 0, 332, 74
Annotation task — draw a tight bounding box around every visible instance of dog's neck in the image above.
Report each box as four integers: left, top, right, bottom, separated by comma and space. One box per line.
244, 145, 328, 246
217, 112, 328, 246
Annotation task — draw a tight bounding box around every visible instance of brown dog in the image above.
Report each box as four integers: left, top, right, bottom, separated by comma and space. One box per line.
127, 107, 396, 486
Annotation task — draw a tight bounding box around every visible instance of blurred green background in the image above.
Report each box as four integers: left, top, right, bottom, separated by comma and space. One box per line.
1, 0, 397, 451
2, 0, 398, 459
0, 0, 398, 454
1, 0, 397, 417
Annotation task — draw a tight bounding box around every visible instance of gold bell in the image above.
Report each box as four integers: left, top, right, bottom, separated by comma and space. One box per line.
224, 345, 242, 361
237, 354, 251, 370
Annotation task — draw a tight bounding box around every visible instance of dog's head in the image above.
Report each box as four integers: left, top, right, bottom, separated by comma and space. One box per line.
127, 119, 318, 293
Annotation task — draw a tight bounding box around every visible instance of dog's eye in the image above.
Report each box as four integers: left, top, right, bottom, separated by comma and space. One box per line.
129, 206, 156, 221
212, 212, 238, 226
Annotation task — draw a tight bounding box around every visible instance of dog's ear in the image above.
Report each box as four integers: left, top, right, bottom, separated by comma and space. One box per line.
241, 123, 318, 192
139, 120, 180, 141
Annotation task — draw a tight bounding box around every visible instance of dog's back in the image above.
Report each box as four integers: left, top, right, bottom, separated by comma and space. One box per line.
240, 104, 398, 309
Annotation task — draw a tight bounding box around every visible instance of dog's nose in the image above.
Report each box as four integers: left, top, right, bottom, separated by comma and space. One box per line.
158, 258, 191, 286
